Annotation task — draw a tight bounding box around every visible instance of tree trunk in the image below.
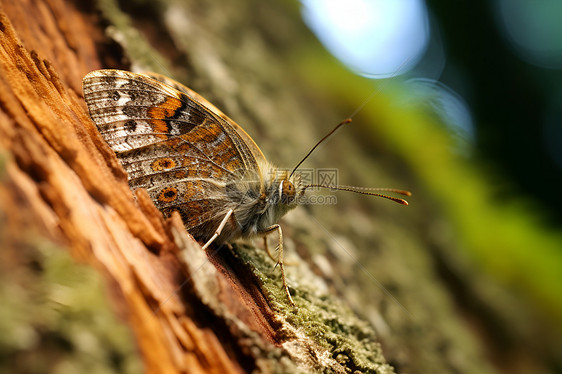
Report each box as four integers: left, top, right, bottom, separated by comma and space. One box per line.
1, 1, 537, 373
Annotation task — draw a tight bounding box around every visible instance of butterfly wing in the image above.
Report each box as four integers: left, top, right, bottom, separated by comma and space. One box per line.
142, 72, 267, 164
83, 69, 265, 238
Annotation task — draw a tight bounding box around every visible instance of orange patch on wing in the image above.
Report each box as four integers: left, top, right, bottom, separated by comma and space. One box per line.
197, 168, 212, 178
185, 199, 210, 219
175, 135, 193, 152
174, 170, 187, 179
186, 121, 222, 142
184, 180, 204, 200
158, 187, 179, 203
151, 157, 176, 171
147, 97, 183, 139
166, 138, 182, 148
180, 156, 196, 167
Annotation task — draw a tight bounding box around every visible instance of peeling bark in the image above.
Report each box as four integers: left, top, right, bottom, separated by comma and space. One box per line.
4, 1, 541, 374
0, 1, 394, 373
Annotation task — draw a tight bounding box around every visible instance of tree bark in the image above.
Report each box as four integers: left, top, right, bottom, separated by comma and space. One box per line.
0, 1, 397, 372
3, 1, 543, 374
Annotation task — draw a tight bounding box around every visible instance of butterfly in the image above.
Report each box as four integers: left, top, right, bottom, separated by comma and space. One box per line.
82, 69, 410, 306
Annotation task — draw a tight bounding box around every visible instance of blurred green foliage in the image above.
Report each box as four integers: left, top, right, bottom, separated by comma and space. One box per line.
0, 240, 141, 374
295, 46, 562, 329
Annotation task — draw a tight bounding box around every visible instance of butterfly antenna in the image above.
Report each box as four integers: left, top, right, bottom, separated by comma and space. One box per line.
302, 185, 411, 205
290, 118, 352, 178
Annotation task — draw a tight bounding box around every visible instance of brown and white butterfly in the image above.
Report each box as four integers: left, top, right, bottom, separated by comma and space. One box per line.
82, 69, 410, 306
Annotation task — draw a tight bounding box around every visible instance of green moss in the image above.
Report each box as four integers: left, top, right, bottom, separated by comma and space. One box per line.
234, 243, 395, 373
296, 49, 562, 327
95, 0, 172, 74
0, 239, 141, 374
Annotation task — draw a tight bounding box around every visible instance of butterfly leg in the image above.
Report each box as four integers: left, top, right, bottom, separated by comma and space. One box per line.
202, 209, 234, 250
260, 224, 295, 306
262, 236, 277, 262
264, 236, 297, 266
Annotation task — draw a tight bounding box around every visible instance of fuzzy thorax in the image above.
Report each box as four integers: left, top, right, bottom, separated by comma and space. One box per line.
227, 160, 301, 239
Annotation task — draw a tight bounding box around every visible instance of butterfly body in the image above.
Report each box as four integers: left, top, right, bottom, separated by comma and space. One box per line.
170, 161, 300, 245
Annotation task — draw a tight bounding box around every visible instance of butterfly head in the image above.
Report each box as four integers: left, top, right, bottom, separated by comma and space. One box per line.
250, 168, 303, 231
277, 173, 304, 207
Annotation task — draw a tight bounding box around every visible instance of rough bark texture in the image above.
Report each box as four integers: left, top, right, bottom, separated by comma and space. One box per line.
0, 1, 395, 372
2, 1, 556, 374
